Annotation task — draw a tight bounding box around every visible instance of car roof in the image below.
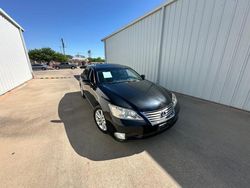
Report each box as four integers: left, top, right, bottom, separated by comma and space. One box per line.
88, 63, 129, 71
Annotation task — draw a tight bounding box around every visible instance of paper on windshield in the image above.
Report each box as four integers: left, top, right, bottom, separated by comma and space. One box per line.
103, 71, 112, 78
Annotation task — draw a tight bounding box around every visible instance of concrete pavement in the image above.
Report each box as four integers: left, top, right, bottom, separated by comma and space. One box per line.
0, 69, 250, 188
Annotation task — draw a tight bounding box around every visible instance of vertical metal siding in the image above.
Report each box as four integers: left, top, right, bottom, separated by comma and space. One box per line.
104, 0, 250, 111
106, 9, 162, 82
0, 14, 32, 95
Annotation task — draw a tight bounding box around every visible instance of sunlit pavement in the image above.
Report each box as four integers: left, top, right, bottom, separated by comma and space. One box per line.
0, 69, 250, 188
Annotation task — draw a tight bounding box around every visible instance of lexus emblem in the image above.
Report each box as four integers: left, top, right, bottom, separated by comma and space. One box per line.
161, 110, 168, 118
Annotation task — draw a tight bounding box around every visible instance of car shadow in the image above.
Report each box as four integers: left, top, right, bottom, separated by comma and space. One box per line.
58, 91, 143, 160
58, 91, 250, 187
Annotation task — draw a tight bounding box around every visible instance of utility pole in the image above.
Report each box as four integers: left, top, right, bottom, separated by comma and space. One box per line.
61, 38, 65, 55
88, 50, 91, 58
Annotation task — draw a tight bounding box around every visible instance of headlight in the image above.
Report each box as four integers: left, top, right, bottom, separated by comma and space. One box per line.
108, 104, 143, 120
172, 93, 177, 107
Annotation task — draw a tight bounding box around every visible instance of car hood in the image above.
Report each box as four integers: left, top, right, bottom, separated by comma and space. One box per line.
100, 80, 172, 111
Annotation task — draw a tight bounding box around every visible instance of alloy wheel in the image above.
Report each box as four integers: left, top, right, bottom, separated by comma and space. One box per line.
95, 109, 107, 131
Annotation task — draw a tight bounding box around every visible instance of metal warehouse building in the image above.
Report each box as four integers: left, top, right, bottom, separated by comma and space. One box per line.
0, 9, 32, 95
102, 0, 250, 111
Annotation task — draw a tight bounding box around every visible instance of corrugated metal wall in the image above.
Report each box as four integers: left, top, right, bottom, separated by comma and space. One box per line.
105, 9, 162, 82
104, 0, 250, 111
0, 13, 32, 95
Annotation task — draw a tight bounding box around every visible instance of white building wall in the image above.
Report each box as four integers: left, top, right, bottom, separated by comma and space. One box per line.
106, 9, 162, 82
103, 0, 250, 111
0, 10, 32, 95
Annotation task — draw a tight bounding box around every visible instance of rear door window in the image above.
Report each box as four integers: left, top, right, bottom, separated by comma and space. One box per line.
88, 69, 95, 84
82, 68, 89, 80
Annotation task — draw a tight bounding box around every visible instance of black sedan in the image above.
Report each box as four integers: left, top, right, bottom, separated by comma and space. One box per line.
79, 64, 180, 141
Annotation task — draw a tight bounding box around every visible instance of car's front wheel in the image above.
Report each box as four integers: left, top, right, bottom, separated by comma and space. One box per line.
94, 106, 108, 133
71, 66, 75, 69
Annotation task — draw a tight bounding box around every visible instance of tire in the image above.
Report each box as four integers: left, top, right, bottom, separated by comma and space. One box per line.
55, 66, 60, 70
42, 67, 46, 70
71, 66, 75, 69
93, 106, 110, 134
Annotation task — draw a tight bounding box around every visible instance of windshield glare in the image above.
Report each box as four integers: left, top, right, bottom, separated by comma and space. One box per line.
97, 68, 142, 83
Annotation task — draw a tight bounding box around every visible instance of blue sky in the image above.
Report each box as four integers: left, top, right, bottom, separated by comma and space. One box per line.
1, 0, 165, 58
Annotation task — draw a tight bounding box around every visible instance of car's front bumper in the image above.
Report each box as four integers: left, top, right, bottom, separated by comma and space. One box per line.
105, 103, 180, 140
120, 115, 178, 139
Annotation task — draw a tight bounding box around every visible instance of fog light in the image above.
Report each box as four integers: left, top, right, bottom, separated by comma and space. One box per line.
114, 132, 126, 140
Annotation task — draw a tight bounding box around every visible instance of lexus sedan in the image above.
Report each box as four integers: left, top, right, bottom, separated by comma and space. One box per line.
79, 64, 180, 141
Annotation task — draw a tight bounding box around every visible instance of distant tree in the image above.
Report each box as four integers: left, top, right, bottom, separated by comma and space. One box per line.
88, 57, 105, 62
28, 49, 44, 62
95, 57, 104, 62
28, 48, 69, 63
53, 52, 68, 62
66, 55, 73, 59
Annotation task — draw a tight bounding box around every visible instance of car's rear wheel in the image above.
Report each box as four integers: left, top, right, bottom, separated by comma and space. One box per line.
55, 66, 60, 70
94, 106, 108, 133
71, 66, 75, 69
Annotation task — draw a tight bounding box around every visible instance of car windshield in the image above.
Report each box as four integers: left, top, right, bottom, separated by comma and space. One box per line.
97, 68, 142, 84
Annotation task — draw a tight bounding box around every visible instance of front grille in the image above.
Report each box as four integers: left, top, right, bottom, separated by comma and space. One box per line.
142, 103, 175, 126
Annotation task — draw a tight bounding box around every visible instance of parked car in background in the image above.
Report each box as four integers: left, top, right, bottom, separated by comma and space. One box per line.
79, 64, 180, 141
54, 62, 77, 69
80, 64, 87, 69
32, 64, 48, 70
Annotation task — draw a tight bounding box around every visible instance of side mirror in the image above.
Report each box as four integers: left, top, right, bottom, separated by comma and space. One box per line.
81, 74, 89, 82
141, 75, 145, 80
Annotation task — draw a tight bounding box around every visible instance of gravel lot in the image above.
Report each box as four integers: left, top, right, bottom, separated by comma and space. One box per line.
0, 69, 250, 188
